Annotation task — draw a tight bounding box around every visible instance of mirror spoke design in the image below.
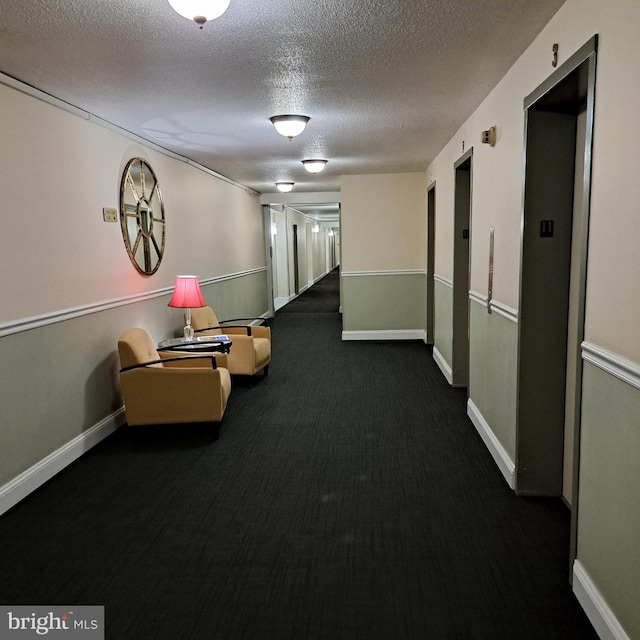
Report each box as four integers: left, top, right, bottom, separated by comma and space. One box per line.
120, 158, 165, 275
126, 173, 141, 203
139, 159, 146, 197
150, 234, 162, 258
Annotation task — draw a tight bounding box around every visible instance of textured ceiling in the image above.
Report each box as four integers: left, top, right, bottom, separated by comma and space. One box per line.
0, 0, 565, 199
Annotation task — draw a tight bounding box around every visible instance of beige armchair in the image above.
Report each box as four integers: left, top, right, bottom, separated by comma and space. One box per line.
117, 328, 231, 428
189, 306, 271, 376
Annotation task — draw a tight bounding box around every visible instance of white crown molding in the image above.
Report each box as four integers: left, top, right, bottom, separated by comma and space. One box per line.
582, 341, 640, 391
0, 268, 267, 338
0, 70, 90, 120
260, 191, 341, 205
0, 72, 259, 197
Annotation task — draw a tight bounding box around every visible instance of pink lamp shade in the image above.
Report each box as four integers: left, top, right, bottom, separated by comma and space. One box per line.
167, 275, 206, 309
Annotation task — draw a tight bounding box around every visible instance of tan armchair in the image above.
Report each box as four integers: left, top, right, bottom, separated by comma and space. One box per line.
117, 328, 231, 428
189, 306, 271, 376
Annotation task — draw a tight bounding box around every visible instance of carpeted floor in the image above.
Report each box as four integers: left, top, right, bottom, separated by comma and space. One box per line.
0, 268, 598, 639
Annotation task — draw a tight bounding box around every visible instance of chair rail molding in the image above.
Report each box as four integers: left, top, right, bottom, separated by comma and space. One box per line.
341, 269, 426, 278
469, 290, 518, 323
433, 274, 453, 288
581, 341, 640, 390
0, 267, 267, 338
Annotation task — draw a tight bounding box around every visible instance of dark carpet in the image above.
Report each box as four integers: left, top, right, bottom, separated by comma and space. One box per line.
278, 272, 340, 314
0, 268, 597, 639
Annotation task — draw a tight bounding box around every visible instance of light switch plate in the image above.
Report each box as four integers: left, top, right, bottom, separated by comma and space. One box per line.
103, 207, 118, 223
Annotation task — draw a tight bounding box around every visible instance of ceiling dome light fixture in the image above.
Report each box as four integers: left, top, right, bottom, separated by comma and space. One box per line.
167, 0, 231, 28
270, 115, 310, 140
302, 159, 328, 174
276, 182, 294, 193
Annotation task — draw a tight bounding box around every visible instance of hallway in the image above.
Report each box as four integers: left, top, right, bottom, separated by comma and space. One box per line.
0, 270, 597, 639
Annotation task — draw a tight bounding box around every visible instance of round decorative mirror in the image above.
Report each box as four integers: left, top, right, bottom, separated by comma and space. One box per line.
119, 158, 166, 275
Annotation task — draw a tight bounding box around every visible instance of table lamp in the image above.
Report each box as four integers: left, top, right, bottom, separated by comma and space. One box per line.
168, 275, 206, 340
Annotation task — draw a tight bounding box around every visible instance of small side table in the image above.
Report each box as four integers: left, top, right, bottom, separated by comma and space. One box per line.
157, 335, 232, 354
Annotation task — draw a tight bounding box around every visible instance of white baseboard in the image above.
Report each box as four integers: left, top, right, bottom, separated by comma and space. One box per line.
274, 296, 291, 311
573, 560, 631, 640
432, 346, 453, 385
0, 408, 125, 516
341, 329, 427, 342
467, 399, 516, 489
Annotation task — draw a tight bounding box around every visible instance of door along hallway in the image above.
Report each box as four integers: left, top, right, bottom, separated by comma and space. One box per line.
0, 269, 597, 639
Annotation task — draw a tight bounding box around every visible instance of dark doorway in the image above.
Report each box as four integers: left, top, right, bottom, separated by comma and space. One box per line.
292, 223, 299, 295
516, 36, 597, 574
427, 182, 436, 345
452, 149, 473, 388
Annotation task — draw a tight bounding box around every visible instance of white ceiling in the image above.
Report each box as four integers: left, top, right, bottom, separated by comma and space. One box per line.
0, 0, 565, 201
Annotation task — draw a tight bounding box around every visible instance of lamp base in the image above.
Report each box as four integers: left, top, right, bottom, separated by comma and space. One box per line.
183, 324, 195, 341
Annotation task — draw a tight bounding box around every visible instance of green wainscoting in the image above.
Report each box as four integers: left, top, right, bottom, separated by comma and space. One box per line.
0, 269, 269, 509
200, 269, 269, 321
341, 272, 426, 339
577, 361, 640, 637
0, 301, 148, 488
468, 300, 518, 468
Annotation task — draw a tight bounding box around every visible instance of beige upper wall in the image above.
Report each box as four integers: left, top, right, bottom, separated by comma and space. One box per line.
578, 0, 640, 362
425, 0, 640, 362
341, 173, 426, 273
0, 82, 263, 325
